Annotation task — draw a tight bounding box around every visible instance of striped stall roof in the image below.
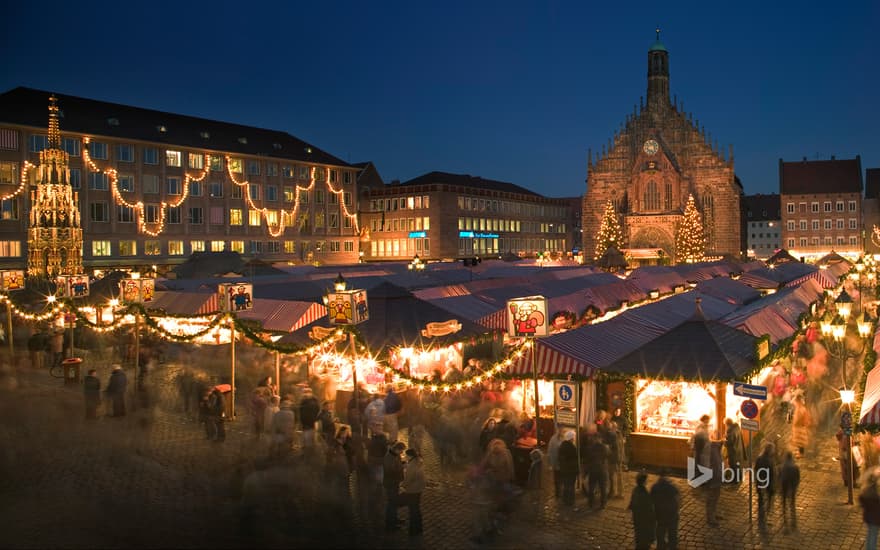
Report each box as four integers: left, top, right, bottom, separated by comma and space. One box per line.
860, 363, 880, 425
236, 299, 327, 332
147, 291, 218, 315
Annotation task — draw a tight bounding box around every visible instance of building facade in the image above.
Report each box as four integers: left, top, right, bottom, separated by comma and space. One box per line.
361, 171, 573, 262
0, 87, 361, 272
742, 194, 781, 260
583, 32, 742, 262
779, 156, 863, 260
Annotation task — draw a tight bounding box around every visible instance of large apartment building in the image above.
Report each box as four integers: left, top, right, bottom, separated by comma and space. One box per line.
360, 172, 574, 262
0, 87, 361, 272
742, 193, 781, 260
779, 156, 863, 260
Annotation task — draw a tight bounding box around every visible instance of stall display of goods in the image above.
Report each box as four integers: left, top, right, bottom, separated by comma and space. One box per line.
636, 379, 716, 437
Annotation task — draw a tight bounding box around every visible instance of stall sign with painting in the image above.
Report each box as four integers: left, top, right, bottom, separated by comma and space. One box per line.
326, 290, 368, 325
120, 278, 155, 304
218, 283, 253, 311
507, 296, 548, 337
57, 274, 90, 298
421, 320, 462, 337
0, 269, 25, 291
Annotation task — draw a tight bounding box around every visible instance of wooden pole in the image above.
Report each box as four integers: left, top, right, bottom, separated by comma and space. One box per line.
275, 351, 281, 396
230, 321, 236, 421
350, 332, 359, 434
6, 301, 13, 361
134, 313, 140, 405
532, 339, 540, 442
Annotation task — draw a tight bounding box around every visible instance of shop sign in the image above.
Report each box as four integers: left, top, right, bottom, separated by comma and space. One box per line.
218, 282, 253, 311
408, 231, 427, 238
458, 231, 499, 239
740, 418, 759, 432
326, 289, 369, 325
421, 319, 462, 337
57, 274, 90, 298
733, 382, 767, 400
0, 269, 25, 291
507, 296, 548, 338
740, 399, 759, 419
120, 278, 154, 304
554, 381, 578, 427
309, 326, 337, 341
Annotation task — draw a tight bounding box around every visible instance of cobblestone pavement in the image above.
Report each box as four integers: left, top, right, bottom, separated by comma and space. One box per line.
0, 354, 870, 550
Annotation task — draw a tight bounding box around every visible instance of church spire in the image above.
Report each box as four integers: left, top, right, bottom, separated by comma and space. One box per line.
47, 95, 62, 150
646, 28, 670, 110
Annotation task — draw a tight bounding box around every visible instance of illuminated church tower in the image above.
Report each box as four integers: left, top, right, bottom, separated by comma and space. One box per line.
26, 96, 83, 277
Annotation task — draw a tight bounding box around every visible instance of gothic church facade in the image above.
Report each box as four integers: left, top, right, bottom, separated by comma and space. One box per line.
583, 33, 742, 262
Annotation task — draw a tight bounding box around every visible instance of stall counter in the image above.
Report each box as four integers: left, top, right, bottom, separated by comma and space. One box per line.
628, 432, 691, 471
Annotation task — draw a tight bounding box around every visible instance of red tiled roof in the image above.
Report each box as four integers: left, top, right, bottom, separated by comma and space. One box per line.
779, 157, 862, 195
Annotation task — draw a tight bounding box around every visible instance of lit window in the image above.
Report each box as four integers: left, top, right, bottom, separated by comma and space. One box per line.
0, 161, 19, 183
188, 153, 204, 170
91, 240, 111, 257
230, 240, 244, 253
168, 241, 184, 255
209, 156, 223, 171
117, 144, 134, 162
119, 240, 137, 256
265, 210, 278, 225
229, 158, 242, 173
211, 240, 225, 252
230, 209, 243, 225
284, 186, 294, 202
315, 212, 325, 229
248, 210, 261, 226
191, 240, 206, 253
166, 150, 182, 167
284, 241, 296, 253
88, 141, 108, 159
144, 240, 161, 255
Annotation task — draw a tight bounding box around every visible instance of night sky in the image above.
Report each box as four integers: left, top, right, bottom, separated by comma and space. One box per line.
3, 0, 878, 198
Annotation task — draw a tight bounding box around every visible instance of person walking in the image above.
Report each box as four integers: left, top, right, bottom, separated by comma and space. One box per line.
790, 395, 812, 458
399, 448, 426, 536
583, 430, 610, 510
650, 469, 680, 550
383, 441, 406, 532
557, 430, 578, 506
207, 387, 226, 442
83, 369, 101, 420
837, 428, 860, 490
627, 471, 655, 550
270, 399, 296, 456
299, 387, 320, 450
724, 418, 744, 484
755, 442, 777, 531
691, 414, 711, 469
27, 327, 45, 369
706, 441, 723, 527
384, 384, 403, 443
780, 451, 800, 532
547, 425, 563, 498
606, 420, 624, 498
50, 329, 64, 368
859, 466, 880, 550
104, 365, 127, 417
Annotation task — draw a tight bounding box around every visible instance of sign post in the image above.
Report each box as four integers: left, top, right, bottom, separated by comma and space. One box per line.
554, 380, 580, 488
739, 397, 762, 526
508, 296, 548, 444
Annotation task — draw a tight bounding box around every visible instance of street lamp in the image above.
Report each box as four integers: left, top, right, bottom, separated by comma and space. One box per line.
333, 273, 347, 292
836, 290, 853, 320
408, 254, 425, 271
840, 387, 856, 505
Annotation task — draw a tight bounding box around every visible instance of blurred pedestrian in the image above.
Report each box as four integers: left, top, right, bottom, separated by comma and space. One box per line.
480, 418, 498, 454
606, 420, 624, 498
547, 425, 563, 498
650, 469, 680, 550
790, 395, 812, 458
299, 387, 320, 449
558, 430, 579, 506
706, 441, 723, 527
50, 329, 64, 368
724, 418, 743, 483
270, 399, 296, 457
104, 364, 127, 418
249, 387, 269, 439
408, 424, 425, 457
780, 451, 800, 532
627, 471, 655, 550
365, 393, 386, 437
837, 428, 860, 490
83, 368, 101, 420
384, 441, 406, 532
755, 442, 777, 531
583, 430, 609, 510
691, 414, 711, 469
317, 400, 337, 444
400, 448, 425, 536
198, 389, 213, 440
859, 466, 880, 550
384, 384, 402, 443
208, 387, 226, 442
27, 327, 45, 369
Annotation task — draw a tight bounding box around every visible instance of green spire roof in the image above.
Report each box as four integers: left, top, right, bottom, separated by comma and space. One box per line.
649, 26, 667, 52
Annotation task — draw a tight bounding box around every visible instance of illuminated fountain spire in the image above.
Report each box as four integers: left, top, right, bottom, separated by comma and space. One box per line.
26, 95, 84, 277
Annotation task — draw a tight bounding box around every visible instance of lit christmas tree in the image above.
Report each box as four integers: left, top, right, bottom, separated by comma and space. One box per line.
675, 193, 705, 263
594, 200, 625, 260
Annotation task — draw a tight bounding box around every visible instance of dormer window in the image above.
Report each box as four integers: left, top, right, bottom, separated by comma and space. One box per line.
272, 143, 282, 150
238, 137, 248, 145
200, 131, 210, 139
107, 117, 120, 126
157, 125, 167, 133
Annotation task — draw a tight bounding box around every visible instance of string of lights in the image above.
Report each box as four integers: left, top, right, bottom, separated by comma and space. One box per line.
0, 160, 35, 202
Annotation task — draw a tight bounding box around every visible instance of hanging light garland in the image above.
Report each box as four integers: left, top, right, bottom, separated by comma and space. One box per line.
0, 160, 35, 202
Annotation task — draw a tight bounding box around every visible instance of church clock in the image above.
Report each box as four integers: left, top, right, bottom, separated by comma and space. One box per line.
643, 139, 659, 155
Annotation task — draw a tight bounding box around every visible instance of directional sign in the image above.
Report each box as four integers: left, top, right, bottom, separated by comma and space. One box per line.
741, 418, 759, 432
733, 382, 768, 400
740, 399, 759, 419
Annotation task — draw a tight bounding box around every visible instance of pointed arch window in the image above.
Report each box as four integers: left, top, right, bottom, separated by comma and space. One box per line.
664, 183, 672, 211
644, 180, 660, 211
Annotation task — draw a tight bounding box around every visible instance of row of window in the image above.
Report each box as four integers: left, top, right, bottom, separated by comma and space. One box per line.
370, 238, 431, 258
785, 219, 859, 231
89, 239, 355, 257
749, 233, 780, 239
785, 201, 857, 214
456, 196, 566, 219
368, 217, 431, 233
459, 238, 567, 256
786, 236, 859, 248
369, 196, 431, 212
27, 135, 354, 184
84, 203, 353, 229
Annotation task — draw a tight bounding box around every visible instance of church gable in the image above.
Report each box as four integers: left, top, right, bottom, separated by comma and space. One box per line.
629, 139, 684, 214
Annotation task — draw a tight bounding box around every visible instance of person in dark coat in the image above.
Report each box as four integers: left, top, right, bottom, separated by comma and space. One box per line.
755, 442, 777, 531
208, 387, 226, 442
780, 451, 800, 531
299, 388, 320, 449
383, 441, 406, 531
706, 441, 723, 527
558, 430, 579, 506
83, 369, 101, 420
859, 466, 880, 550
583, 431, 610, 509
628, 471, 655, 550
650, 469, 680, 550
724, 418, 744, 484
105, 365, 127, 417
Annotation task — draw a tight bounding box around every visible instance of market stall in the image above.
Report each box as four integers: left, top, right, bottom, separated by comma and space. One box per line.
604, 300, 763, 470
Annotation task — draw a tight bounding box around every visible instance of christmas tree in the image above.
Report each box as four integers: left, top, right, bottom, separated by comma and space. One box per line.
594, 200, 625, 260
675, 194, 705, 263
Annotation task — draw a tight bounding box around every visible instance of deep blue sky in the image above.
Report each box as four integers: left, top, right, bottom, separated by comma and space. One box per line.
3, 1, 878, 197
